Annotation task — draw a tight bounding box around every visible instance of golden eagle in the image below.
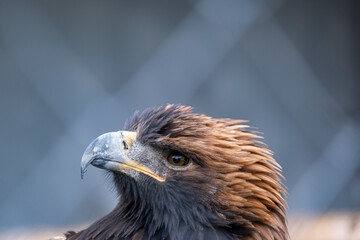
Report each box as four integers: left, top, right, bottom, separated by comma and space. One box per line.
65, 104, 288, 240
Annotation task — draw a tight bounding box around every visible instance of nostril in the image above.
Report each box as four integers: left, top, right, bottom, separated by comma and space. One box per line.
122, 140, 129, 150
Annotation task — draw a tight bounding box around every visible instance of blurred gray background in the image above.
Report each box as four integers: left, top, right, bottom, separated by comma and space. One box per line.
0, 0, 359, 231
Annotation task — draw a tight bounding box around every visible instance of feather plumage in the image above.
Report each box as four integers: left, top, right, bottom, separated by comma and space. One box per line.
65, 104, 288, 240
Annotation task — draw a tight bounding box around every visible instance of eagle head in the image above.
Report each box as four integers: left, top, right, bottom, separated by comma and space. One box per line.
69, 104, 288, 240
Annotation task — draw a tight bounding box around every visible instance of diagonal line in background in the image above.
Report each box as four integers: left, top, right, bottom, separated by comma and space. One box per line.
0, 0, 106, 125
240, 18, 359, 211
289, 121, 360, 212
241, 20, 348, 149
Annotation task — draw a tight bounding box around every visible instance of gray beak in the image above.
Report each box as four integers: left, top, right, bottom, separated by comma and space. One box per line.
81, 131, 136, 179
80, 131, 165, 182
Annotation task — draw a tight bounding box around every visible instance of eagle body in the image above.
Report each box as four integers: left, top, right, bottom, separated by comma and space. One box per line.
66, 105, 288, 240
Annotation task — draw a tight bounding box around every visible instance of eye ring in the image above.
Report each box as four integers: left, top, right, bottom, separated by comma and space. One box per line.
166, 152, 190, 167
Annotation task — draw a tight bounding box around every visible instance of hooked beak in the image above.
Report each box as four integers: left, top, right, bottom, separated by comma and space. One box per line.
81, 131, 165, 182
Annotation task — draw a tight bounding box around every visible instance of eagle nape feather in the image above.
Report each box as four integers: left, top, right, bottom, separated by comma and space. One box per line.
63, 104, 288, 240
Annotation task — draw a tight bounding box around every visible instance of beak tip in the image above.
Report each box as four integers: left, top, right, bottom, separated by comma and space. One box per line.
81, 168, 85, 179
81, 151, 94, 180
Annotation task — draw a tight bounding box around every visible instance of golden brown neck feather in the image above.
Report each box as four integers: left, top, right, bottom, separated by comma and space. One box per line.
153, 107, 288, 239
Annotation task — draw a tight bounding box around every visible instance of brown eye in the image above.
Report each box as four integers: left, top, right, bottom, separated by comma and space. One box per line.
167, 153, 190, 167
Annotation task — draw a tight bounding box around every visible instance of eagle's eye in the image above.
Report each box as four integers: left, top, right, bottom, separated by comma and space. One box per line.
166, 152, 190, 167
